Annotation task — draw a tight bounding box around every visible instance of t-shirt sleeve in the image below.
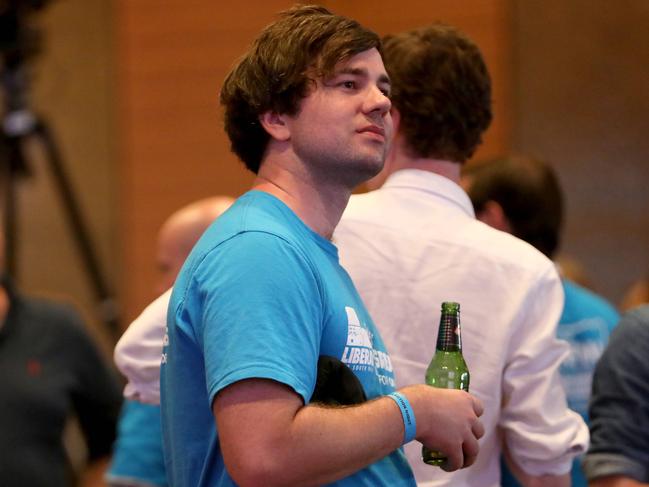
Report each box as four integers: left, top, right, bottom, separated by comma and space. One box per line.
190, 232, 324, 406
583, 307, 649, 483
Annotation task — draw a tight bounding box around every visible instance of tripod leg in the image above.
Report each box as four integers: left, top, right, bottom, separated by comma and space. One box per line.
33, 119, 121, 341
1, 135, 23, 277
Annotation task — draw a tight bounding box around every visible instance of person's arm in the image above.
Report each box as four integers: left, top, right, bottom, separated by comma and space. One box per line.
590, 476, 649, 487
502, 441, 570, 487
62, 307, 122, 481
583, 307, 649, 486
500, 264, 589, 479
114, 289, 172, 405
214, 378, 484, 487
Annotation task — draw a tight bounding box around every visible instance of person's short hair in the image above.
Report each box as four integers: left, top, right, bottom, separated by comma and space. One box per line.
382, 24, 492, 163
220, 5, 381, 173
464, 155, 564, 257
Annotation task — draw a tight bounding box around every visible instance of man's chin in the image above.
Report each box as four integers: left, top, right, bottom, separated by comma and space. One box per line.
345, 158, 385, 189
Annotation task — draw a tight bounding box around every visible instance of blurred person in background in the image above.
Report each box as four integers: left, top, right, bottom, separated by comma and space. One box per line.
0, 230, 122, 487
334, 24, 587, 487
463, 154, 620, 487
107, 196, 233, 487
583, 304, 649, 487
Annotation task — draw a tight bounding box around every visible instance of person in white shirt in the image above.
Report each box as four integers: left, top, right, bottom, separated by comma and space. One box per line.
115, 196, 234, 404
334, 24, 588, 487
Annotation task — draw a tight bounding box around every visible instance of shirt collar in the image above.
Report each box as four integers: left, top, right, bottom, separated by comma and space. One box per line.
381, 169, 475, 218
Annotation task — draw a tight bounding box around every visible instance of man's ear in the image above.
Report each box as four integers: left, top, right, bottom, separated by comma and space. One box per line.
477, 200, 512, 234
259, 111, 291, 142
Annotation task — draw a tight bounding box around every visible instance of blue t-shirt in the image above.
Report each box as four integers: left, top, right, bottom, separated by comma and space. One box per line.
107, 399, 167, 487
160, 191, 414, 487
502, 279, 619, 487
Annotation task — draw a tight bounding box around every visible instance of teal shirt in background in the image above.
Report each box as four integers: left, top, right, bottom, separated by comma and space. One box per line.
107, 399, 167, 487
501, 279, 619, 487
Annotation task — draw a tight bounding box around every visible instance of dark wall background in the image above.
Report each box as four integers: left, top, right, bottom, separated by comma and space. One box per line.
513, 0, 649, 303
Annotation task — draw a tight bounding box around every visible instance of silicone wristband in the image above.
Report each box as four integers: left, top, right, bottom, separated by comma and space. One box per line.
387, 392, 417, 444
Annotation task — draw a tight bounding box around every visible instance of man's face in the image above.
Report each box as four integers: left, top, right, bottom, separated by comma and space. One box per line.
285, 48, 393, 187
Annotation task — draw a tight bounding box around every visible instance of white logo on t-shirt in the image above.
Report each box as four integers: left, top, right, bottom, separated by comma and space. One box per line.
341, 306, 394, 386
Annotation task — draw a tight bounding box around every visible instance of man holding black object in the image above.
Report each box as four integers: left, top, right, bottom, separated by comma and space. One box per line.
160, 5, 483, 487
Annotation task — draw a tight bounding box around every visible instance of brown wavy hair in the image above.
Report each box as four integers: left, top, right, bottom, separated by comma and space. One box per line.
382, 24, 492, 163
219, 5, 381, 173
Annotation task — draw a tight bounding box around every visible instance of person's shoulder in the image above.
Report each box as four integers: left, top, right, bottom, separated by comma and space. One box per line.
464, 217, 554, 272
20, 294, 82, 324
197, 191, 306, 252
615, 304, 649, 339
17, 294, 91, 341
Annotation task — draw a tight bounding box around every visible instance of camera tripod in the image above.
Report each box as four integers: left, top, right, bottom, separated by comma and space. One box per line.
1, 65, 121, 341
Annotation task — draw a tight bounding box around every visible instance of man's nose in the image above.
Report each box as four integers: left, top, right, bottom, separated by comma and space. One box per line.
364, 85, 391, 114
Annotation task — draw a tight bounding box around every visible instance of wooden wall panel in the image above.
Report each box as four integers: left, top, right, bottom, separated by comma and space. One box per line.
513, 0, 649, 303
7, 0, 116, 349
116, 1, 513, 321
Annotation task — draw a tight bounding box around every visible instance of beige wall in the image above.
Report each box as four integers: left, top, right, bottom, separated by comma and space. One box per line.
5, 0, 116, 349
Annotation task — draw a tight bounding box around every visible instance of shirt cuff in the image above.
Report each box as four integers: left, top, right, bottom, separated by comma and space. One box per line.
582, 452, 648, 482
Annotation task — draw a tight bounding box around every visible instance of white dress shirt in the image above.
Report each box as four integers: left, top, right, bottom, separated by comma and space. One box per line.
114, 289, 170, 405
335, 169, 588, 487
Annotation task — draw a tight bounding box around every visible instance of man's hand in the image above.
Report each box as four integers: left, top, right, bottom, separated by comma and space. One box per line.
401, 385, 484, 472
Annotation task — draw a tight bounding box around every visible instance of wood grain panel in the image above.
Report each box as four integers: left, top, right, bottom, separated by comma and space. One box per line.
513, 0, 649, 303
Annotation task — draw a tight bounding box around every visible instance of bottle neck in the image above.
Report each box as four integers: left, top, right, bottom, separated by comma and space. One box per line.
436, 311, 462, 352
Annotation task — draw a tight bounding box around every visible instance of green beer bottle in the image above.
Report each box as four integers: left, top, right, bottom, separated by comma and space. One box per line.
422, 301, 470, 466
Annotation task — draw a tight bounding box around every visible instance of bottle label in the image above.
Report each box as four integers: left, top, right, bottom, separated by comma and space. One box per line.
436, 315, 461, 351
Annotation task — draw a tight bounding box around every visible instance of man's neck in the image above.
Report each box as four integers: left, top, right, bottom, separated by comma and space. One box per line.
252, 155, 351, 240
387, 140, 462, 184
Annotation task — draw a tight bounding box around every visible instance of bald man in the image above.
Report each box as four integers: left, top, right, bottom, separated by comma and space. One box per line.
155, 196, 234, 295
108, 196, 233, 487
115, 196, 234, 403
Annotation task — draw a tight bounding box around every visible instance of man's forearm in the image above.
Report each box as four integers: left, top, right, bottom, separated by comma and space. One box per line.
214, 380, 482, 487
216, 380, 404, 486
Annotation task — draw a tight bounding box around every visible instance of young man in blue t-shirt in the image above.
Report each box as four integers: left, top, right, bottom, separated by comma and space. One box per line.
160, 5, 484, 486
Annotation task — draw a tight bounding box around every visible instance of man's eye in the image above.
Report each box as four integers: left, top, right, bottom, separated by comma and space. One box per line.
341, 80, 356, 89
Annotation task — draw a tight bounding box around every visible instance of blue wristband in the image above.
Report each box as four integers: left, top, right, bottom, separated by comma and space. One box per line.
387, 392, 417, 444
